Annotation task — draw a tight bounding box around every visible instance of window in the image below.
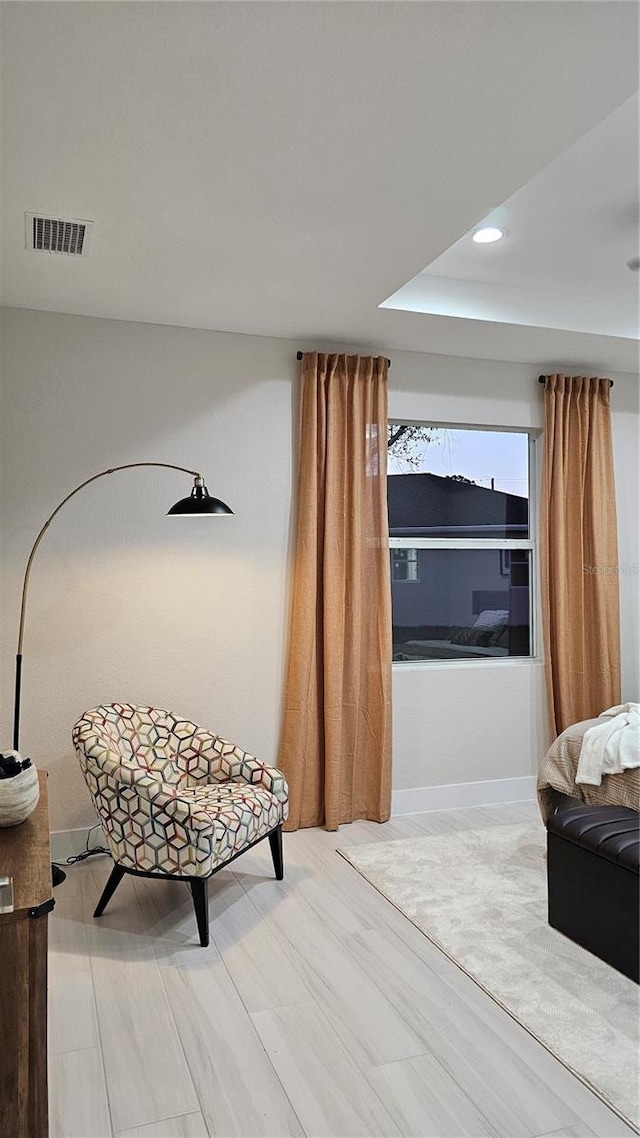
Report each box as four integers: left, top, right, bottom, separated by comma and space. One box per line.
392, 548, 420, 582
388, 423, 534, 663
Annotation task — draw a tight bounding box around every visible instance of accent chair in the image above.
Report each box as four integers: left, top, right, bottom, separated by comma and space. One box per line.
72, 703, 288, 946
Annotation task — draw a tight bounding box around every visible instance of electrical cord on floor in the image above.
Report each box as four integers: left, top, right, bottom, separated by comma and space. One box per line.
54, 823, 110, 870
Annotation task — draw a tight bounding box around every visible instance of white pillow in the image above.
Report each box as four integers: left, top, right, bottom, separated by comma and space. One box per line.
473, 609, 508, 631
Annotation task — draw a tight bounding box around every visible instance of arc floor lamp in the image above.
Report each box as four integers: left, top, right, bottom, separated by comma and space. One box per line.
11, 462, 232, 885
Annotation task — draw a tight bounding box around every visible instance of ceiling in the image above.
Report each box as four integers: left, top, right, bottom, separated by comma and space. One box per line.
382, 95, 639, 341
1, 2, 639, 372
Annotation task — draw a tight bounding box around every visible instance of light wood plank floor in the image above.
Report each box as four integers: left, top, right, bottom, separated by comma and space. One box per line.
48, 802, 637, 1138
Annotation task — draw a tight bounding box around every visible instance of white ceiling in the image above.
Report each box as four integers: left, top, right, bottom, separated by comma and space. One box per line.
1, 2, 639, 372
382, 95, 639, 340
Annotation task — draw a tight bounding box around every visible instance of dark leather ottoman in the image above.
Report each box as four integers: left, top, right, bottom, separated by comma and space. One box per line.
546, 804, 639, 983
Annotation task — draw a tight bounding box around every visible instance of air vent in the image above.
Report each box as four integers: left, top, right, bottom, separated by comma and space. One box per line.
25, 213, 93, 255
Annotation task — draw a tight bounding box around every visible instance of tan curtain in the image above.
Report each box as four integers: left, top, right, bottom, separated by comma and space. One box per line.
540, 374, 621, 735
278, 352, 392, 831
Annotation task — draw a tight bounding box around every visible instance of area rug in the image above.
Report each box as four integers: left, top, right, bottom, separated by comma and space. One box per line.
339, 823, 639, 1132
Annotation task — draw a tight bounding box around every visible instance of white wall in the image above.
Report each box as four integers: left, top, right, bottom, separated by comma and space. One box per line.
1, 307, 637, 831
0, 309, 294, 832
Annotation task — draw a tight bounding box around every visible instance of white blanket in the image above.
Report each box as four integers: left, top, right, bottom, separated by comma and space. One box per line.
576, 703, 640, 786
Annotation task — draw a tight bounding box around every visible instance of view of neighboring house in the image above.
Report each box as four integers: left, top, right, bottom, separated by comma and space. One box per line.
389, 472, 531, 659
388, 470, 529, 538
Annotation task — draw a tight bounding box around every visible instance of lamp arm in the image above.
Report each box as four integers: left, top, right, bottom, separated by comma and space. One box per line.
12, 462, 201, 750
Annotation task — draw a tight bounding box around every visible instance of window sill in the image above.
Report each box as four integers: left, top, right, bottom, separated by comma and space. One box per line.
392, 656, 543, 671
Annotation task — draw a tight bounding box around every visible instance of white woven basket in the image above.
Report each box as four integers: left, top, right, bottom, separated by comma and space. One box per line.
0, 760, 40, 827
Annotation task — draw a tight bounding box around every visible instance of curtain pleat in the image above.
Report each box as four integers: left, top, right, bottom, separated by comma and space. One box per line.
278, 352, 392, 830
540, 374, 621, 735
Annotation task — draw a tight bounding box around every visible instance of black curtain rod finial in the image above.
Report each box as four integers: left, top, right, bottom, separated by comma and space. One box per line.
296, 350, 391, 368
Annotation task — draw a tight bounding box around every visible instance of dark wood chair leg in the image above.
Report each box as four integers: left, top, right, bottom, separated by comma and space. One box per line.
268, 825, 284, 880
189, 878, 210, 947
93, 863, 126, 918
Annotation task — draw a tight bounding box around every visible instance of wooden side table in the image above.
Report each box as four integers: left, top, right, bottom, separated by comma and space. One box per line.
0, 772, 53, 1138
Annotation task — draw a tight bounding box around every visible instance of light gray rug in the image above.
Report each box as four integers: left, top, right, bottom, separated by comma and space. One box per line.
340, 823, 639, 1132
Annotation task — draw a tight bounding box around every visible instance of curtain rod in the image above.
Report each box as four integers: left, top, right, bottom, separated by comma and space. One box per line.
538, 374, 613, 387
297, 350, 391, 368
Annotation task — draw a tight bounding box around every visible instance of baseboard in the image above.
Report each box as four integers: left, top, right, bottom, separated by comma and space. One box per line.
51, 777, 536, 856
391, 775, 536, 816
51, 825, 105, 863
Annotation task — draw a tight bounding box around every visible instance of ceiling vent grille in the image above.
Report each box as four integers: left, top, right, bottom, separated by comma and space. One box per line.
25, 213, 93, 255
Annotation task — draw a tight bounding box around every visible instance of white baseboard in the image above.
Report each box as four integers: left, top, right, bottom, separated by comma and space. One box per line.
391, 775, 536, 816
51, 777, 536, 857
51, 825, 105, 863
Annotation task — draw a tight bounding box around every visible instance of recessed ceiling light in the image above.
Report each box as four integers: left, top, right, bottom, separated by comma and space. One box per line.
472, 226, 506, 244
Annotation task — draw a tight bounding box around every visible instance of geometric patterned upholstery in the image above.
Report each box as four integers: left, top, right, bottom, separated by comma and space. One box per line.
72, 704, 289, 878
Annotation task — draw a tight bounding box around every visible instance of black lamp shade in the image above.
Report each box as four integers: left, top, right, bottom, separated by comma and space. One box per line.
168, 483, 233, 516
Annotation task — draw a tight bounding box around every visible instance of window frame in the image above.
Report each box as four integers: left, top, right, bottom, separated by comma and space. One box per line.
388, 419, 539, 667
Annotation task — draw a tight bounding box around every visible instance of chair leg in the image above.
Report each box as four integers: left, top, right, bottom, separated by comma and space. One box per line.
268, 825, 284, 880
93, 863, 126, 918
189, 878, 210, 947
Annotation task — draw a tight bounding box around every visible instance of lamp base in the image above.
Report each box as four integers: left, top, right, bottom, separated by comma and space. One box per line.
52, 863, 66, 887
